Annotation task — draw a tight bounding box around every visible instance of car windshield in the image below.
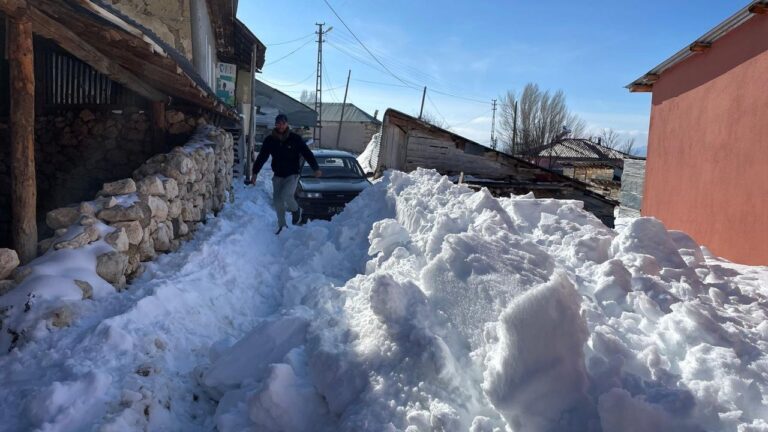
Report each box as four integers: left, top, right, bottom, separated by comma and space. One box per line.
301, 156, 365, 179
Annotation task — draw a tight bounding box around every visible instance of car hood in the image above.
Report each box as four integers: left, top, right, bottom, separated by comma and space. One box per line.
299, 177, 371, 193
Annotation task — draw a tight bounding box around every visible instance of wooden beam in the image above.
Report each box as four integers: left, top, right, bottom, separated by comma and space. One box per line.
689, 42, 712, 53
151, 101, 166, 152
749, 3, 768, 14
8, 12, 37, 264
25, 6, 167, 102
644, 73, 660, 83
0, 0, 27, 18
629, 84, 653, 93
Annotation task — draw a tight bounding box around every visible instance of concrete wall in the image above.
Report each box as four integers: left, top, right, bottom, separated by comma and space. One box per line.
106, 0, 193, 60
319, 122, 380, 154
644, 14, 768, 265
618, 159, 645, 218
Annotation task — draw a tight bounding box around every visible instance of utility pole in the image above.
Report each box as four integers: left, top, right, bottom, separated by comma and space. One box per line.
490, 99, 497, 150
418, 86, 427, 120
313, 23, 332, 147
512, 100, 518, 155
336, 69, 351, 149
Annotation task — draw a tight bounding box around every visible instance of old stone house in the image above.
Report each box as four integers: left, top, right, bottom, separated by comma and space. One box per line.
522, 138, 643, 200
0, 0, 264, 268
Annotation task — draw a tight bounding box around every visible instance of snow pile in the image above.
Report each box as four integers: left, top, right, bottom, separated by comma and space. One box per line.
0, 167, 766, 432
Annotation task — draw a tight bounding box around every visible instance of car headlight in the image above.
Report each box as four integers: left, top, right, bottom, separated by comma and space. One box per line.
297, 191, 322, 198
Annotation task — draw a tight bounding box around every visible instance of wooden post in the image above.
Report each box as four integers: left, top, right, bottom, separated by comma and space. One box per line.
9, 13, 37, 263
335, 69, 350, 149
151, 100, 166, 152
246, 44, 258, 181
419, 86, 426, 120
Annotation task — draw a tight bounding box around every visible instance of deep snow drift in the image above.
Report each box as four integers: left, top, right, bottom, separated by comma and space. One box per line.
0, 168, 767, 432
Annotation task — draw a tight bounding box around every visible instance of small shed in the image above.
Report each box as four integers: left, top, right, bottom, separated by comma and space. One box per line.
374, 109, 618, 226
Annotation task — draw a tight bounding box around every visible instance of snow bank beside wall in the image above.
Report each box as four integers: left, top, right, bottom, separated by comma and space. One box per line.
203, 169, 768, 432
0, 126, 234, 352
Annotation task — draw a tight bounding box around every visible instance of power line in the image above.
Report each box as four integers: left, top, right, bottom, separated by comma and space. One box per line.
351, 78, 412, 88
265, 33, 315, 46
265, 39, 314, 66
332, 32, 442, 85
429, 88, 488, 105
259, 71, 316, 87
322, 0, 418, 89
449, 108, 493, 128
426, 93, 450, 128
327, 42, 392, 78
328, 42, 490, 106
323, 63, 341, 102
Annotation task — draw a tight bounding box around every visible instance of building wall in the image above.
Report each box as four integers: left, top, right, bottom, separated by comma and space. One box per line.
644, 14, 768, 265
190, 0, 217, 89
320, 122, 380, 154
106, 0, 193, 60
618, 159, 646, 218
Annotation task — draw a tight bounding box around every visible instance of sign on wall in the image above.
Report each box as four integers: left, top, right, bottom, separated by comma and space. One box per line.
216, 62, 237, 106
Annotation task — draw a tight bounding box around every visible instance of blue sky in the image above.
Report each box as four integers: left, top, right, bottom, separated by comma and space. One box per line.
238, 1, 744, 155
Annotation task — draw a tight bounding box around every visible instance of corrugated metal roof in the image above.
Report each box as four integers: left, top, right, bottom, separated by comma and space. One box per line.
254, 79, 317, 127
627, 1, 767, 91
527, 139, 638, 160
321, 103, 381, 124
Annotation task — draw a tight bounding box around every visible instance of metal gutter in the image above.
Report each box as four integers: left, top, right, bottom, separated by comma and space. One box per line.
627, 1, 767, 90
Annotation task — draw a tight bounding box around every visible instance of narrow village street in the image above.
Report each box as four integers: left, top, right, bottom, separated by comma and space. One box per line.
1, 168, 767, 431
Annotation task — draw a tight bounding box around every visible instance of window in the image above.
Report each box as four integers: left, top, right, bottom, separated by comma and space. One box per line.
302, 156, 365, 178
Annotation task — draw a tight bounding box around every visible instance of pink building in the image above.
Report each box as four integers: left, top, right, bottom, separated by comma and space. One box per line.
628, 2, 768, 266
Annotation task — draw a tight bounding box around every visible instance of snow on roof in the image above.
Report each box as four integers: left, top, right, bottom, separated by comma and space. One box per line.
0, 168, 766, 431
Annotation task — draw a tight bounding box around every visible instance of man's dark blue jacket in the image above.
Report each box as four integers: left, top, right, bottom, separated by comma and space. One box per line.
252, 129, 319, 178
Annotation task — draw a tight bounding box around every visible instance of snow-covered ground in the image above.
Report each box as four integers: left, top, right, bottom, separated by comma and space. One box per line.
1, 168, 767, 432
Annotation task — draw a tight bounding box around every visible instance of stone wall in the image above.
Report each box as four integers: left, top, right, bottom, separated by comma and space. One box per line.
2, 126, 233, 292
0, 107, 210, 249
0, 126, 233, 351
106, 0, 193, 60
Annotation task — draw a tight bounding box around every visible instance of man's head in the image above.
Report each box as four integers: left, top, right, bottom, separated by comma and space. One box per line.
275, 114, 289, 133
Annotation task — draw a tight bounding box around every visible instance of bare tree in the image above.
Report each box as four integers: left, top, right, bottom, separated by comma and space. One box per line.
299, 90, 316, 105
598, 128, 637, 155
598, 128, 621, 148
498, 83, 586, 155
416, 111, 449, 129
619, 136, 636, 156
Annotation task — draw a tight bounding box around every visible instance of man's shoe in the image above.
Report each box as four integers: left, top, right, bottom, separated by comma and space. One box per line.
275, 226, 284, 235
291, 208, 303, 225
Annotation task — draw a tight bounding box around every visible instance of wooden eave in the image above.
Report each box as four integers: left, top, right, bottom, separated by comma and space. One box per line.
629, 83, 653, 93
749, 3, 768, 14
1, 0, 237, 117
207, 0, 235, 58
689, 41, 712, 52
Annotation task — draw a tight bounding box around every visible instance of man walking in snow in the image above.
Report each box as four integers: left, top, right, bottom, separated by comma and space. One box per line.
247, 114, 321, 234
